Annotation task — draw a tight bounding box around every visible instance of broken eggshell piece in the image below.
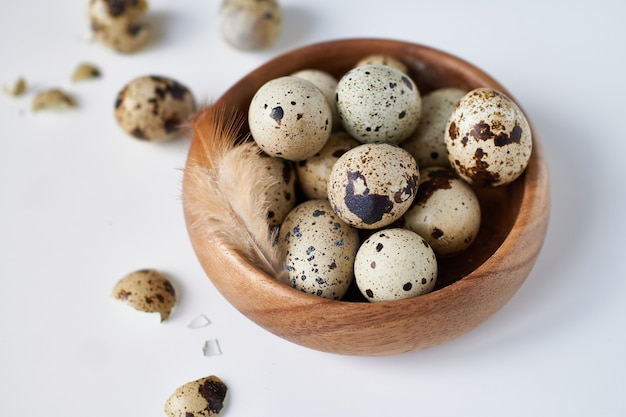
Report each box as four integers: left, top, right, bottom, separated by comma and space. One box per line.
164, 375, 228, 417
111, 269, 176, 321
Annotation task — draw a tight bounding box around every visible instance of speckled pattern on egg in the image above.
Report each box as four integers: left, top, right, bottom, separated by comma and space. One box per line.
445, 87, 532, 187
296, 131, 360, 200
335, 64, 421, 144
248, 76, 332, 161
164, 375, 228, 417
114, 75, 195, 141
328, 143, 419, 229
403, 166, 481, 257
354, 228, 437, 302
402, 87, 467, 168
111, 269, 177, 321
291, 68, 340, 129
89, 0, 150, 53
279, 199, 360, 300
219, 0, 282, 51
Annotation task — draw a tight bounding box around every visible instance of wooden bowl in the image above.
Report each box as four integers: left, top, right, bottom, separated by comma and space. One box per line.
182, 39, 550, 356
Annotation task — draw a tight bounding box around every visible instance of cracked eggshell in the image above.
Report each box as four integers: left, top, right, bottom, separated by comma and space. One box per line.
291, 68, 340, 129
88, 0, 150, 54
164, 375, 228, 417
402, 87, 467, 168
219, 0, 282, 51
111, 269, 176, 321
295, 131, 360, 200
445, 87, 532, 187
354, 228, 437, 302
248, 76, 332, 161
114, 75, 195, 141
404, 166, 481, 257
279, 199, 360, 300
335, 64, 421, 144
328, 143, 419, 229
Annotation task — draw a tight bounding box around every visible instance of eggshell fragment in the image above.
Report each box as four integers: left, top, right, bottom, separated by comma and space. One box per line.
279, 199, 360, 300
219, 0, 282, 50
164, 375, 228, 417
71, 63, 101, 82
3, 77, 27, 97
335, 64, 421, 144
32, 89, 76, 111
88, 0, 150, 54
111, 269, 176, 321
328, 143, 419, 229
403, 166, 481, 257
354, 228, 437, 302
445, 87, 532, 187
114, 75, 195, 141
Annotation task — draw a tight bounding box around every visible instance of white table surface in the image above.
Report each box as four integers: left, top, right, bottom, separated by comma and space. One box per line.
2, 1, 625, 416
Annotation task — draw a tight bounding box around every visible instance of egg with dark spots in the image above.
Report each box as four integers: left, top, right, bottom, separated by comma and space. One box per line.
291, 69, 340, 129
354, 54, 409, 74
335, 64, 421, 144
248, 76, 332, 161
111, 269, 176, 321
328, 143, 419, 229
88, 0, 150, 53
164, 375, 228, 417
279, 199, 359, 300
354, 228, 437, 302
114, 75, 195, 141
445, 88, 532, 187
403, 166, 481, 257
219, 0, 282, 51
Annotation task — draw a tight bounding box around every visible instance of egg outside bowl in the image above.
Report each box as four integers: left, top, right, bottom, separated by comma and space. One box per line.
182, 39, 550, 356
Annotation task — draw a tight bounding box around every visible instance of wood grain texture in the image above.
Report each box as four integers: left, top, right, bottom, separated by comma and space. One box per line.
182, 39, 550, 356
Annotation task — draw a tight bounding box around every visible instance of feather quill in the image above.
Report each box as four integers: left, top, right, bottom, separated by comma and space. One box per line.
183, 104, 288, 283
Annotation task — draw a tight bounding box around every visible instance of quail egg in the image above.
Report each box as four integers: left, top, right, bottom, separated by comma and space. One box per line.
354, 228, 437, 302
219, 0, 282, 50
291, 68, 340, 129
354, 54, 409, 74
88, 0, 150, 54
164, 375, 228, 417
445, 88, 532, 187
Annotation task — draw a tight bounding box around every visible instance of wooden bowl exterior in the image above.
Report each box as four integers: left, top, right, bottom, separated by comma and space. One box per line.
182, 39, 550, 356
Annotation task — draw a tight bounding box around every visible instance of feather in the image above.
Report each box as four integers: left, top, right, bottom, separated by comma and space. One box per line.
183, 104, 288, 284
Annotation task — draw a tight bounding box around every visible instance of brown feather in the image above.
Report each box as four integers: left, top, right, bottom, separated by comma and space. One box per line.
183, 104, 288, 283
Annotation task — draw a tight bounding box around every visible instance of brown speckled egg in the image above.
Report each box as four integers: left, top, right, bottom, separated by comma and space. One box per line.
354, 54, 409, 74
114, 75, 195, 141
335, 64, 421, 144
296, 131, 360, 200
111, 269, 176, 321
402, 87, 467, 168
279, 199, 360, 300
404, 166, 481, 257
291, 69, 340, 129
164, 375, 228, 417
248, 76, 332, 161
88, 0, 150, 54
445, 88, 532, 187
235, 142, 296, 227
328, 143, 419, 229
219, 0, 282, 51
354, 228, 437, 302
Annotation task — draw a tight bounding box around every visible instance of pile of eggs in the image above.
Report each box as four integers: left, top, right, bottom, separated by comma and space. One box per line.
245, 55, 532, 303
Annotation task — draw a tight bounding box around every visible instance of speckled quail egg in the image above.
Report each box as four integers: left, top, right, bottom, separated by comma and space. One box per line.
248, 76, 332, 161
291, 68, 340, 129
404, 166, 481, 257
296, 131, 360, 200
235, 142, 296, 227
354, 54, 409, 74
445, 87, 532, 187
354, 228, 437, 302
219, 0, 282, 50
164, 375, 228, 417
111, 269, 176, 321
328, 143, 419, 229
402, 87, 467, 168
88, 0, 150, 54
114, 75, 195, 141
335, 64, 421, 144
279, 199, 360, 300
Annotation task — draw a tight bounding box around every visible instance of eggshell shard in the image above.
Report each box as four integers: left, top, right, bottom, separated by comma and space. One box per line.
354, 228, 437, 302
219, 0, 282, 51
248, 76, 332, 161
354, 54, 409, 74
445, 87, 532, 187
403, 166, 481, 257
401, 87, 467, 168
328, 143, 419, 229
336, 64, 421, 144
114, 75, 195, 141
88, 0, 151, 53
164, 375, 228, 417
72, 63, 102, 82
32, 89, 76, 111
279, 199, 360, 300
111, 269, 176, 321
296, 131, 360, 200
3, 77, 27, 97
291, 69, 340, 129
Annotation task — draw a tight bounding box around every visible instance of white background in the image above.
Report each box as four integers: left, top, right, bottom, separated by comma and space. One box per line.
1, 1, 625, 416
